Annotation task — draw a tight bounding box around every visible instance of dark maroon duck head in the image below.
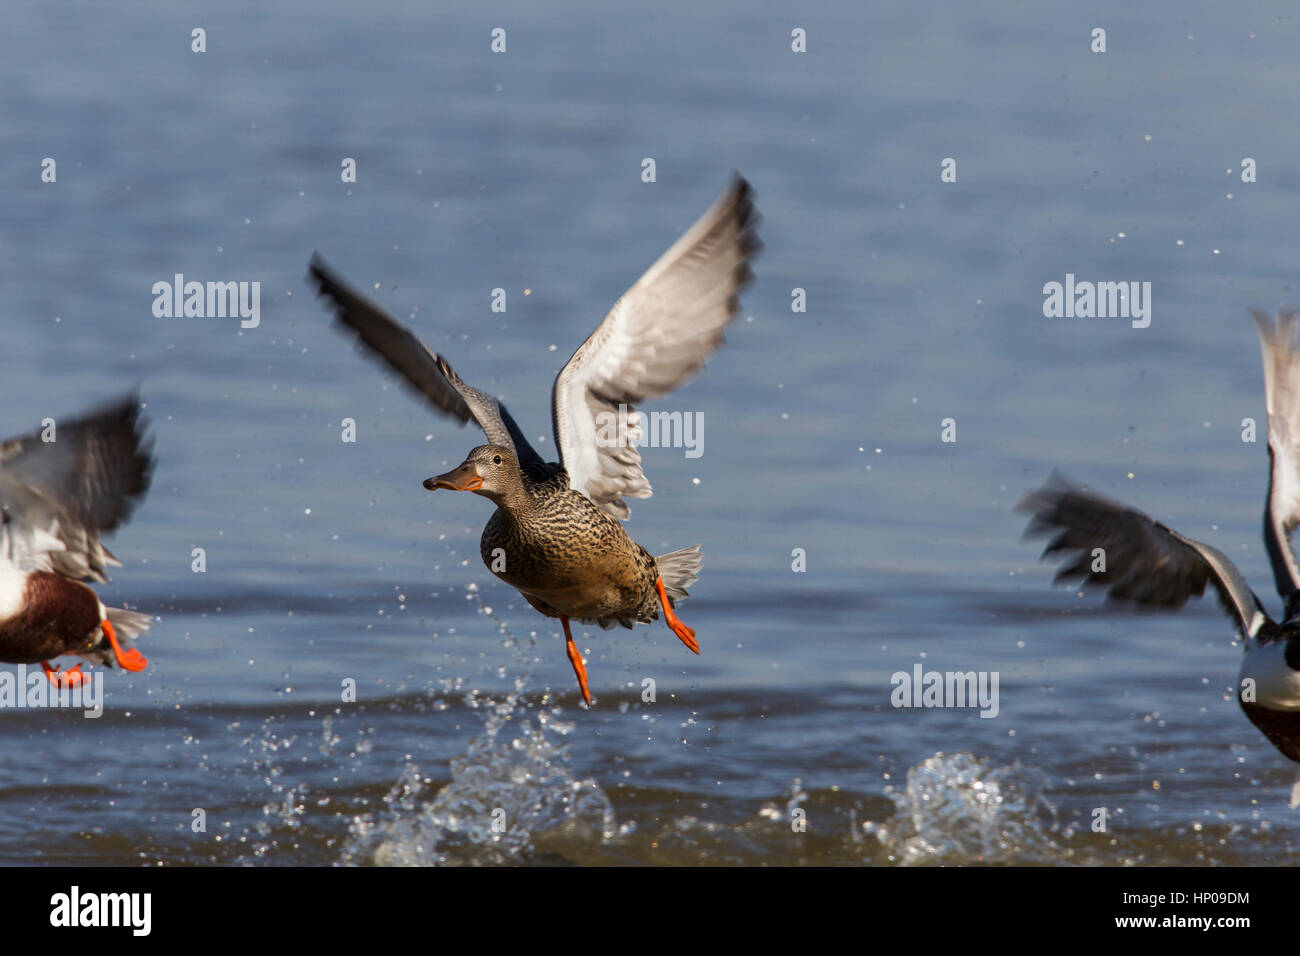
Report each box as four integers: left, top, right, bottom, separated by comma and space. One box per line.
0, 393, 154, 686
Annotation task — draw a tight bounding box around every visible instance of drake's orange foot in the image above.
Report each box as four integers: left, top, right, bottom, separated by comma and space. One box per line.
102, 618, 148, 672
41, 661, 87, 688
654, 577, 700, 654
560, 615, 592, 706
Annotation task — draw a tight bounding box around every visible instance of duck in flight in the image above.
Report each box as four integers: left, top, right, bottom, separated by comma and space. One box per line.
1019, 310, 1300, 806
309, 175, 760, 705
0, 393, 154, 686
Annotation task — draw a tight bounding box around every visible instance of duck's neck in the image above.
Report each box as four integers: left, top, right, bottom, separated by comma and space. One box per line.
485, 471, 537, 518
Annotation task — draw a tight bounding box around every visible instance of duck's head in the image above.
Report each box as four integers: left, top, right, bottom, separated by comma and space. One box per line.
424, 444, 518, 502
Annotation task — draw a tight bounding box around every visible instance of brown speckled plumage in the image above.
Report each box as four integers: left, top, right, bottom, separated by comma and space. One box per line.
479, 462, 665, 628
312, 175, 759, 702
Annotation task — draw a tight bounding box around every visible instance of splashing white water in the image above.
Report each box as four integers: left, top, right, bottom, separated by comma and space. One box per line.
340, 583, 627, 865
342, 701, 619, 865
863, 752, 1059, 864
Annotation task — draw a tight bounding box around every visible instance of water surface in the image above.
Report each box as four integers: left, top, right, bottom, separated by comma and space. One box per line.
2, 0, 1300, 865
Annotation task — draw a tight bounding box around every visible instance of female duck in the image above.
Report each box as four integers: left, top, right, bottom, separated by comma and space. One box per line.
311, 175, 759, 705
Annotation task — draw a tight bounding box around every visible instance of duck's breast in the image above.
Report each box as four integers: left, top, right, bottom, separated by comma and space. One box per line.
0, 570, 101, 664
0, 559, 28, 621
479, 502, 651, 618
1240, 639, 1300, 712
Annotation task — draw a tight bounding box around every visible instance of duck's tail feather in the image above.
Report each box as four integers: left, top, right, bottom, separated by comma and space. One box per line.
106, 605, 152, 640
656, 545, 702, 603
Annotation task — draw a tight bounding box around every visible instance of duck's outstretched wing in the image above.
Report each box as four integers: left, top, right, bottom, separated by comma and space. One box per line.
0, 392, 153, 582
1017, 472, 1273, 639
1252, 309, 1300, 605
308, 253, 553, 480
551, 174, 760, 519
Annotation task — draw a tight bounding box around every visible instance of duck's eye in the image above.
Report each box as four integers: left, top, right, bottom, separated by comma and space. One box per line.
493, 455, 502, 464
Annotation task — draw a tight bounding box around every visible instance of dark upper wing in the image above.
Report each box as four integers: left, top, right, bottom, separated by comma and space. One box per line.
0, 392, 153, 582
1252, 308, 1300, 602
550, 174, 760, 518
1017, 472, 1272, 639
307, 253, 553, 480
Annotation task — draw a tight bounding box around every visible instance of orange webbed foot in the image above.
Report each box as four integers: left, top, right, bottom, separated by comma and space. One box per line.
668, 617, 699, 654
102, 618, 148, 672
560, 615, 592, 706
654, 577, 700, 654
41, 661, 87, 688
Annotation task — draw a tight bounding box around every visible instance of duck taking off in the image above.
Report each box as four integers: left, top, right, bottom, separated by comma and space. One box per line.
1019, 310, 1300, 807
310, 175, 760, 705
0, 393, 154, 686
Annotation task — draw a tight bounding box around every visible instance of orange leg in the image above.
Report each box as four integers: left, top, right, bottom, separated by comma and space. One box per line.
40, 661, 86, 687
560, 615, 592, 706
102, 618, 147, 672
655, 577, 699, 654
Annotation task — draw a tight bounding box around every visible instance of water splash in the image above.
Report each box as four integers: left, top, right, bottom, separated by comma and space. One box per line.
757, 777, 808, 825
863, 752, 1059, 864
246, 719, 307, 857
339, 583, 625, 865
239, 711, 369, 861
342, 703, 619, 865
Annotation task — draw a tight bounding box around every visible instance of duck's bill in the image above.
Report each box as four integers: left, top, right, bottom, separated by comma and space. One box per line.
424, 469, 483, 492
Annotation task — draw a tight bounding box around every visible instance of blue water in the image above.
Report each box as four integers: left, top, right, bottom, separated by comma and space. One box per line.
2, 0, 1300, 864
